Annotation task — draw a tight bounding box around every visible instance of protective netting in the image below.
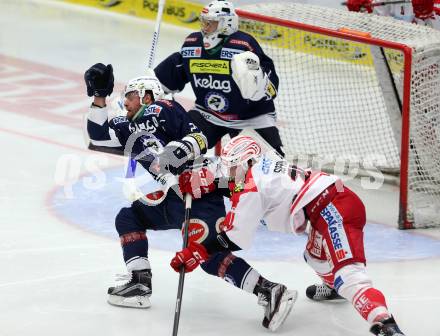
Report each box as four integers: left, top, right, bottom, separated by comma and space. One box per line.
237, 3, 440, 228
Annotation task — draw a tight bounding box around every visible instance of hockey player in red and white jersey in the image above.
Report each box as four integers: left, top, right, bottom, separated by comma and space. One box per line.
172, 135, 406, 336
346, 0, 440, 29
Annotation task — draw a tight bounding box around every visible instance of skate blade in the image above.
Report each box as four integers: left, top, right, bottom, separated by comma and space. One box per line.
268, 290, 298, 332
107, 295, 151, 309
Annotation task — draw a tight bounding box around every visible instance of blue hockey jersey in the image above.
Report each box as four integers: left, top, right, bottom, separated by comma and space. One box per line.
87, 99, 199, 171
154, 31, 279, 126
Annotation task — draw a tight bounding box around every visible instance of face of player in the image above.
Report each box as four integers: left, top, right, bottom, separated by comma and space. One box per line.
124, 91, 152, 119
200, 18, 219, 35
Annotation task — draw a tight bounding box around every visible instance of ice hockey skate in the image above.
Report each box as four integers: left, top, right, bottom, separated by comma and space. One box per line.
305, 283, 344, 301
255, 278, 297, 331
370, 316, 405, 336
107, 269, 152, 308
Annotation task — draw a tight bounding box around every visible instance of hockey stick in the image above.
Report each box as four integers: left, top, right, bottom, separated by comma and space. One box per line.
172, 193, 192, 336
341, 0, 410, 6
125, 0, 166, 179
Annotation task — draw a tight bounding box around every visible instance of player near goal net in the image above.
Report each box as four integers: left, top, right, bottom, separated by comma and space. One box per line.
172, 135, 406, 336
152, 0, 285, 157
84, 66, 296, 331
346, 0, 440, 28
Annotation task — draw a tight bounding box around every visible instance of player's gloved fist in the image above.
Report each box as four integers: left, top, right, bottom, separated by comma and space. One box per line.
156, 140, 194, 175
179, 167, 216, 199
346, 0, 373, 13
170, 241, 209, 273
84, 63, 114, 97
412, 0, 434, 19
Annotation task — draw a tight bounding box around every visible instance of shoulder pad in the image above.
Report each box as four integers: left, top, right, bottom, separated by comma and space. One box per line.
226, 31, 257, 52
155, 99, 174, 108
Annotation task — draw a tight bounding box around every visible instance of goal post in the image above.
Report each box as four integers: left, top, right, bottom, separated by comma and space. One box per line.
234, 3, 440, 229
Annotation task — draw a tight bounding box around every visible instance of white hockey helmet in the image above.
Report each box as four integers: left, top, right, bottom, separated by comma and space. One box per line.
220, 135, 262, 178
124, 76, 164, 104
200, 0, 239, 50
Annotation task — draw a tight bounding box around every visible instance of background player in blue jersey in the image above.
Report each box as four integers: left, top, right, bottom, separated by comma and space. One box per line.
83, 63, 295, 330
153, 0, 285, 156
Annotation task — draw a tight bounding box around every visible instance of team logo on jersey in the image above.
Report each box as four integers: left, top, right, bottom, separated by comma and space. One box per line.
220, 48, 243, 60
193, 75, 231, 93
204, 91, 229, 113
128, 117, 159, 134
189, 59, 230, 75
181, 47, 202, 58
320, 203, 353, 262
184, 218, 209, 244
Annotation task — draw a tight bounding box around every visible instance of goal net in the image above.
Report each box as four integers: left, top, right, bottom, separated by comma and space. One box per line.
236, 3, 440, 229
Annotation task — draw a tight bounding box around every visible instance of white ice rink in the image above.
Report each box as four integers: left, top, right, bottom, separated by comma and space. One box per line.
1, 1, 440, 335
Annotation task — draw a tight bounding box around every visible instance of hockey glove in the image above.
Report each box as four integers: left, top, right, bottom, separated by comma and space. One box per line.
84, 63, 114, 97
155, 133, 208, 175
346, 0, 373, 13
179, 167, 216, 199
231, 51, 270, 101
170, 241, 209, 273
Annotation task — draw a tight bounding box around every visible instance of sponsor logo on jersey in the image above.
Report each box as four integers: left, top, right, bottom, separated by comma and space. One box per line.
266, 81, 277, 98
111, 116, 128, 125
261, 157, 271, 174
188, 133, 206, 151
320, 203, 353, 262
274, 160, 287, 173
220, 47, 243, 60
215, 216, 226, 233
334, 275, 344, 292
157, 99, 173, 108
145, 104, 162, 115
181, 46, 202, 58
307, 228, 323, 258
194, 74, 231, 93
189, 59, 230, 74
204, 91, 229, 113
229, 39, 254, 52
185, 37, 199, 43
184, 219, 209, 244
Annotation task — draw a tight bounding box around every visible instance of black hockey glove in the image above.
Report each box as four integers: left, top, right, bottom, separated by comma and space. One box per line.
156, 140, 194, 175
84, 63, 114, 97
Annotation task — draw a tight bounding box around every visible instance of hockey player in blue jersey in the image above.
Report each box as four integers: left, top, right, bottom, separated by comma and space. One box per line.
83, 63, 295, 331
153, 0, 285, 156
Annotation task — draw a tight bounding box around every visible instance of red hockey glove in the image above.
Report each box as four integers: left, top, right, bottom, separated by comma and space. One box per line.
346, 0, 373, 13
178, 168, 216, 199
170, 241, 209, 273
412, 0, 434, 19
